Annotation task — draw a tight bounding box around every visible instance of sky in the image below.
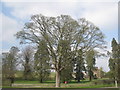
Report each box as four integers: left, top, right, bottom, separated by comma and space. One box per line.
1, 0, 119, 72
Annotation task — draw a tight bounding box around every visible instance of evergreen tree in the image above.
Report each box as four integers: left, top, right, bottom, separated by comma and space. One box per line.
118, 44, 120, 83
109, 38, 120, 86
86, 49, 96, 81
74, 49, 85, 82
61, 64, 73, 83
58, 39, 73, 83
34, 40, 51, 83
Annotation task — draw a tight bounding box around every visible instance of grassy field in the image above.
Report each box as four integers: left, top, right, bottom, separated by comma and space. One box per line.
2, 71, 118, 88
2, 78, 117, 88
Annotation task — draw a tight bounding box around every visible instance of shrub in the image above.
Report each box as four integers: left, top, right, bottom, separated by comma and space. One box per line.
93, 79, 114, 85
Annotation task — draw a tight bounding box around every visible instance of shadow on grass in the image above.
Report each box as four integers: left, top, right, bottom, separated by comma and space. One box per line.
69, 80, 90, 84
44, 79, 91, 84
14, 79, 92, 84
41, 81, 56, 83
41, 80, 90, 84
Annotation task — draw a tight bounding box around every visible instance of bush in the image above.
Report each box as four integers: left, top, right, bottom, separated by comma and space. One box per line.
93, 79, 114, 85
2, 79, 12, 86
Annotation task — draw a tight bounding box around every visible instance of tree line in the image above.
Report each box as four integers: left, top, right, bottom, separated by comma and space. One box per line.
2, 14, 109, 87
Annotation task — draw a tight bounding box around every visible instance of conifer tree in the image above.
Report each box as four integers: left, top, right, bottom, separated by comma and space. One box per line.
109, 38, 120, 87
86, 49, 96, 81
34, 39, 51, 83
74, 49, 85, 82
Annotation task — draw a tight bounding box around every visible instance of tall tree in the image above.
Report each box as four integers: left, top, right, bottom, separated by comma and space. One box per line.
74, 49, 85, 82
86, 49, 96, 81
2, 46, 19, 84
15, 14, 105, 87
21, 46, 34, 80
118, 44, 120, 84
60, 40, 73, 82
34, 39, 51, 83
109, 38, 120, 87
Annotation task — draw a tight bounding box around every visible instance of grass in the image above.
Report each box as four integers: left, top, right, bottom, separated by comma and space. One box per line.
2, 84, 117, 89
5, 78, 117, 88
2, 72, 119, 89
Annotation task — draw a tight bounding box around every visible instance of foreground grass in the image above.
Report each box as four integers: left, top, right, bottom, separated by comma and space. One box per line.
2, 78, 118, 88
2, 84, 116, 89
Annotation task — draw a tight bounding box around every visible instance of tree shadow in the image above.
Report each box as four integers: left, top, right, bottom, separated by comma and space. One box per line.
69, 80, 90, 84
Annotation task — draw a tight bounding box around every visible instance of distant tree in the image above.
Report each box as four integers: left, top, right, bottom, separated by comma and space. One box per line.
2, 52, 11, 86
34, 39, 51, 83
2, 46, 19, 85
104, 71, 114, 79
99, 67, 105, 78
86, 49, 96, 81
21, 46, 34, 80
15, 14, 105, 87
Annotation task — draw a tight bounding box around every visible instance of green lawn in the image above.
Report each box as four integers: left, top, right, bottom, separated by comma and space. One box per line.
5, 78, 116, 88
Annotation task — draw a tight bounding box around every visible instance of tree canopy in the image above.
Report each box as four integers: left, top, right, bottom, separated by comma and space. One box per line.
15, 14, 105, 87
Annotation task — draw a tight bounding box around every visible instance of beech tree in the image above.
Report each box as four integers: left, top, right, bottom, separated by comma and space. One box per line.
15, 14, 105, 87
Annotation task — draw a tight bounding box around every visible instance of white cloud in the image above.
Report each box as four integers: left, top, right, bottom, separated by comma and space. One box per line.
80, 3, 118, 31
1, 0, 118, 72
96, 57, 110, 72
95, 41, 112, 72
2, 2, 118, 32
2, 13, 21, 43
3, 2, 78, 19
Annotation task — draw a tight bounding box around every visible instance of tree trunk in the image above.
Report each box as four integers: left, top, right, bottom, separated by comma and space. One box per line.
89, 75, 92, 81
39, 73, 43, 83
40, 78, 43, 83
115, 80, 118, 88
77, 79, 80, 83
56, 71, 60, 87
89, 68, 92, 81
11, 78, 14, 83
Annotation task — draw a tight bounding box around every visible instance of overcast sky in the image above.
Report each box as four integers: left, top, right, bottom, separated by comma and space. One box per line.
1, 0, 119, 72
